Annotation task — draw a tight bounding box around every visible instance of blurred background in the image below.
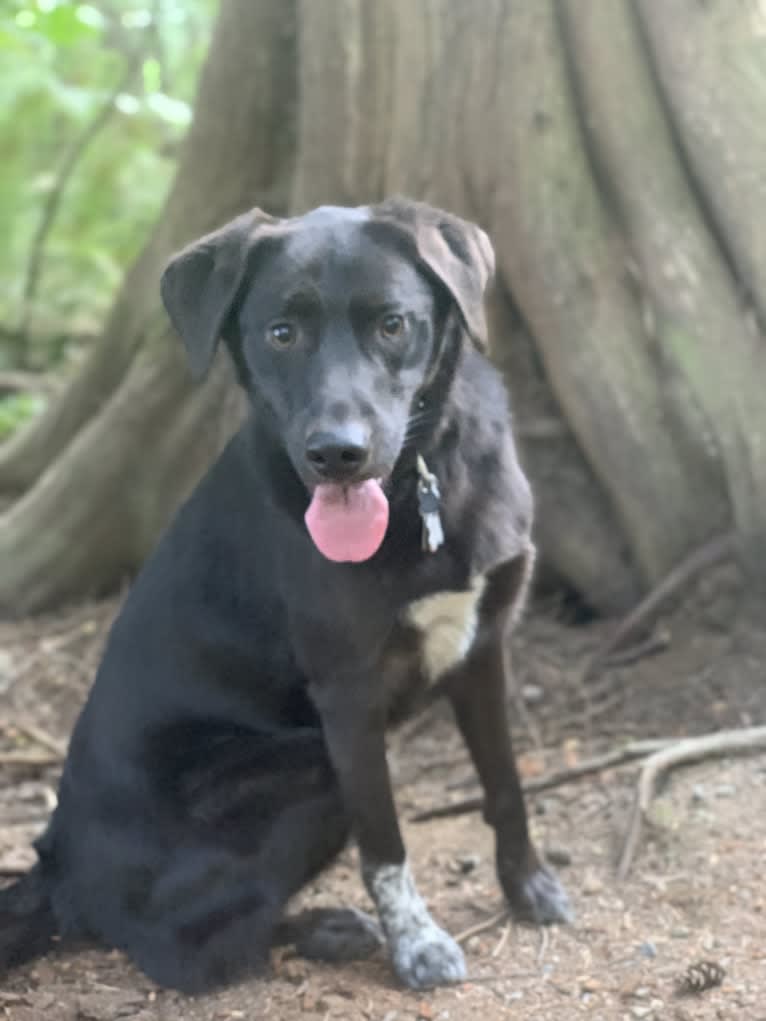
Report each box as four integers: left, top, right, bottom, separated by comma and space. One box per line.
2, 0, 765, 621
1, 4, 766, 1016
2, 0, 766, 722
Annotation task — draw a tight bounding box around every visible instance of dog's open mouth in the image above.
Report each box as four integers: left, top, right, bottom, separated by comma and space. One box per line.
305, 479, 389, 563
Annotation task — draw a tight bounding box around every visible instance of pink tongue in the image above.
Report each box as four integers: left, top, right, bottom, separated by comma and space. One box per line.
305, 480, 389, 562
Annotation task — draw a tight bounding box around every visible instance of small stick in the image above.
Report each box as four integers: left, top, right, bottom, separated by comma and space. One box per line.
412, 738, 674, 822
491, 923, 511, 958
537, 927, 550, 965
395, 705, 441, 745
617, 725, 766, 879
603, 629, 670, 668
455, 909, 509, 945
11, 722, 67, 758
0, 752, 60, 768
576, 532, 736, 689
547, 689, 626, 734
461, 970, 539, 985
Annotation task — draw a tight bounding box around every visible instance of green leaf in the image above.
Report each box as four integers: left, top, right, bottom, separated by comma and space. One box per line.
35, 5, 98, 46
52, 81, 103, 117
142, 56, 161, 94
15, 11, 38, 30
121, 9, 152, 30
145, 92, 191, 126
115, 93, 141, 115
0, 393, 46, 442
75, 5, 105, 31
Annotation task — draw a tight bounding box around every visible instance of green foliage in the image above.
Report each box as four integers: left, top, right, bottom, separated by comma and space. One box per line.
0, 392, 47, 440
0, 0, 215, 370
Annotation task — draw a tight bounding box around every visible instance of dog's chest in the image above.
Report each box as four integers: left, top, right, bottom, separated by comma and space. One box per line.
402, 578, 486, 685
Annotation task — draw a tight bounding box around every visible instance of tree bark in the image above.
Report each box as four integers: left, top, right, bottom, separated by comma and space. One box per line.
291, 0, 644, 611
0, 0, 297, 614
560, 0, 766, 578
0, 254, 162, 496
637, 0, 766, 327
488, 287, 643, 614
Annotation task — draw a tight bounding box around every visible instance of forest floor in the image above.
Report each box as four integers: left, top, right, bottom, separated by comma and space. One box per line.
0, 561, 764, 1021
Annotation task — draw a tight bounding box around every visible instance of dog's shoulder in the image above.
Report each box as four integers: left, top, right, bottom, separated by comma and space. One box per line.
439, 350, 532, 573
109, 427, 280, 648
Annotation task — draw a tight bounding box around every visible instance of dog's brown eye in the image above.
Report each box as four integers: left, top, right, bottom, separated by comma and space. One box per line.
380, 314, 405, 339
268, 322, 295, 348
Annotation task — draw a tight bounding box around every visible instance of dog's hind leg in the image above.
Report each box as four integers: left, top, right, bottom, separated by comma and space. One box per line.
270, 786, 384, 963
274, 907, 384, 962
96, 785, 352, 994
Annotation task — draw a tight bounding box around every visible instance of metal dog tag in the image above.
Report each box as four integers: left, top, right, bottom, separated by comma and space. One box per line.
416, 455, 445, 553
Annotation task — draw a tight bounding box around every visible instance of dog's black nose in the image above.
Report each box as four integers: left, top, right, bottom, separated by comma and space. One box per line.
305, 428, 370, 481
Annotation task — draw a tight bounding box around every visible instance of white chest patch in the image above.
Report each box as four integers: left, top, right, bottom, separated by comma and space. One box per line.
405, 577, 486, 684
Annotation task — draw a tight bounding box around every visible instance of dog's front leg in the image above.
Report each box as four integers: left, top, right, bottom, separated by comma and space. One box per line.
311, 679, 466, 989
447, 631, 573, 926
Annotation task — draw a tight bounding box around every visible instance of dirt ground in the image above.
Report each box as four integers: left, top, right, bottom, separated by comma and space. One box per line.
0, 561, 764, 1021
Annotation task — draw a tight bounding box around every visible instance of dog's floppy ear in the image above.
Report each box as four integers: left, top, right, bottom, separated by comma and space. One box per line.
160, 208, 279, 379
373, 199, 495, 350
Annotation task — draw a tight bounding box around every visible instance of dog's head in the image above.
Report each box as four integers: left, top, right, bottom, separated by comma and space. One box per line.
161, 199, 494, 559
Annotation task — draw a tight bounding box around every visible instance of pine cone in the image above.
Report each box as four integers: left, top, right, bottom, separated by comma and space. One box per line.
676, 960, 726, 996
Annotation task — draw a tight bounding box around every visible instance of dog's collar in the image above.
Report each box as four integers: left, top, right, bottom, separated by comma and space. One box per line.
416, 455, 444, 553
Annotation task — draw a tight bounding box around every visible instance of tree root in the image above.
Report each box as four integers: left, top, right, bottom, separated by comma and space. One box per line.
411, 738, 674, 822
616, 725, 766, 880
576, 531, 737, 690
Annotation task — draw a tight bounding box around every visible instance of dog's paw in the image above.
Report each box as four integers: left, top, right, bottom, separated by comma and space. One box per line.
391, 923, 467, 990
293, 907, 384, 962
508, 865, 573, 925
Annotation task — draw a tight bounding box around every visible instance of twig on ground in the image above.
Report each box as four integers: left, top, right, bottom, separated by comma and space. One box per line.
0, 752, 60, 768
492, 922, 511, 958
603, 629, 671, 668
395, 705, 441, 745
412, 738, 674, 822
455, 909, 509, 945
446, 771, 480, 791
4, 722, 67, 758
576, 532, 736, 690
415, 753, 470, 776
617, 725, 766, 880
462, 970, 539, 985
412, 794, 470, 822
548, 690, 626, 735
537, 926, 550, 965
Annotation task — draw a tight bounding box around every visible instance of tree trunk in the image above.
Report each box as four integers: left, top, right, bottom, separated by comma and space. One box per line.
1, 0, 764, 616
0, 0, 297, 614
637, 0, 766, 328
560, 0, 766, 575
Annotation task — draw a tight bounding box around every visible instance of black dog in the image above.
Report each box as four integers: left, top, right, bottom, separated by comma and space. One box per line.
0, 199, 571, 993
